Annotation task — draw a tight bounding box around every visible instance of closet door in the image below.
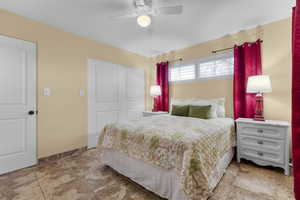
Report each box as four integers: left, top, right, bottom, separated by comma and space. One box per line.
88, 59, 145, 148
88, 59, 121, 148
126, 67, 145, 120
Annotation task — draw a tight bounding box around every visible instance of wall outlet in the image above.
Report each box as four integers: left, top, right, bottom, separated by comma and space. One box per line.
43, 88, 51, 96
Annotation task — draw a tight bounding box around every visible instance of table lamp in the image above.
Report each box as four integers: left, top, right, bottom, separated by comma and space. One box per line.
150, 85, 161, 112
247, 75, 272, 121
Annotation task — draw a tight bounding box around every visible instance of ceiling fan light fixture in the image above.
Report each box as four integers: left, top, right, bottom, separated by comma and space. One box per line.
137, 15, 151, 27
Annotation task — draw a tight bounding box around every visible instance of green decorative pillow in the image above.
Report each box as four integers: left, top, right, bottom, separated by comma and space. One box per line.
188, 105, 212, 119
171, 105, 189, 117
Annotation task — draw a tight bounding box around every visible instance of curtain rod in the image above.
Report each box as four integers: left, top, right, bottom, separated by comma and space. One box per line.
212, 47, 234, 54
170, 58, 183, 62
212, 40, 263, 54
158, 58, 183, 63
160, 40, 263, 62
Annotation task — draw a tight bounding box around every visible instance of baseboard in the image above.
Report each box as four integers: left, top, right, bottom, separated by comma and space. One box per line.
38, 146, 88, 163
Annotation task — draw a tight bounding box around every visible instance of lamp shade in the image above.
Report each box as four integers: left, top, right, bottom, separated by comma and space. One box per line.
247, 75, 272, 93
150, 85, 161, 97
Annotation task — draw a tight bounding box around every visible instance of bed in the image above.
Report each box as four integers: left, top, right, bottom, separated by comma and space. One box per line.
99, 98, 236, 200
98, 99, 235, 200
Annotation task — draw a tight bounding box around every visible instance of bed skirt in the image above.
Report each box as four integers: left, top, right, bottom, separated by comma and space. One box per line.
102, 148, 234, 200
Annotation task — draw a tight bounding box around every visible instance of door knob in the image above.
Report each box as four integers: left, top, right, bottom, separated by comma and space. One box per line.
28, 110, 35, 115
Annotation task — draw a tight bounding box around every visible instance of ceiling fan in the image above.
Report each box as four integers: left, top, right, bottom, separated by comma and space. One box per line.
110, 0, 183, 27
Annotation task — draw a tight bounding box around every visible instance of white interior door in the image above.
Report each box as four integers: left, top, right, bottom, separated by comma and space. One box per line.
0, 35, 37, 175
126, 67, 145, 120
88, 59, 145, 148
88, 59, 122, 148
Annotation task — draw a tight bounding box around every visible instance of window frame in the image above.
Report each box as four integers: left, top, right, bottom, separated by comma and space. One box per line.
169, 51, 234, 83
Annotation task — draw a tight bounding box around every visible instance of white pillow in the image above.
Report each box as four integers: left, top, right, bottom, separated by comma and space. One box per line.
172, 99, 194, 106
210, 98, 226, 118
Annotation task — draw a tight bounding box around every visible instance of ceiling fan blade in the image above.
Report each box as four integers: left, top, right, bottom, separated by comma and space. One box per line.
156, 5, 183, 15
153, 0, 183, 7
109, 11, 138, 20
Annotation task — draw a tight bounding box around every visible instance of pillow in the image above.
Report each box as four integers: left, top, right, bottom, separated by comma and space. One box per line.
189, 98, 226, 118
171, 99, 218, 118
188, 105, 212, 119
210, 98, 226, 118
170, 98, 226, 118
189, 100, 218, 119
170, 99, 194, 115
171, 99, 194, 106
171, 105, 189, 117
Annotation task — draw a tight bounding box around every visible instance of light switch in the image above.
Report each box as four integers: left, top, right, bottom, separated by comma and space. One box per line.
80, 89, 85, 97
43, 88, 51, 96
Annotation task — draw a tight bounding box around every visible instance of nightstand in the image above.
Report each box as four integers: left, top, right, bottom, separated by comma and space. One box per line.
236, 118, 290, 175
142, 111, 168, 117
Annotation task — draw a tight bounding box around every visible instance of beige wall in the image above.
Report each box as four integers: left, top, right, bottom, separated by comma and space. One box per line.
153, 18, 292, 123
0, 8, 292, 158
0, 9, 152, 158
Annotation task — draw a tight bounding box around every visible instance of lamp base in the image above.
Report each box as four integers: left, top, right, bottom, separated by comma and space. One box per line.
152, 97, 158, 112
254, 93, 265, 121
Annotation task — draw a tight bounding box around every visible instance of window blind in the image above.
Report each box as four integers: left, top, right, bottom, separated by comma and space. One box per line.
170, 65, 195, 82
198, 57, 234, 78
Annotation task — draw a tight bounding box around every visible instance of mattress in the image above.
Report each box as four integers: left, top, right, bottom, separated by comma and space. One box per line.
98, 115, 235, 200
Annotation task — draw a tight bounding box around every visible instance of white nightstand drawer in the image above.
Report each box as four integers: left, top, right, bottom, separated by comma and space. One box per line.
240, 145, 284, 164
239, 124, 285, 139
239, 135, 284, 152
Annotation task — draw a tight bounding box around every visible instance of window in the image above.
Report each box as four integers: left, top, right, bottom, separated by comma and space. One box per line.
170, 64, 195, 82
169, 52, 234, 82
198, 57, 234, 78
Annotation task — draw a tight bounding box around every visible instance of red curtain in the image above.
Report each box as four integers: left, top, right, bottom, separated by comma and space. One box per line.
292, 3, 300, 199
233, 40, 262, 119
154, 62, 169, 112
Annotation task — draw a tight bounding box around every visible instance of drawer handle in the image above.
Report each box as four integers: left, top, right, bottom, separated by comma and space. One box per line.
257, 129, 264, 133
257, 140, 264, 145
257, 152, 264, 156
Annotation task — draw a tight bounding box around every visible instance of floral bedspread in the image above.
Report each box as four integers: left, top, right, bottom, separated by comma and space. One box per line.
98, 115, 235, 200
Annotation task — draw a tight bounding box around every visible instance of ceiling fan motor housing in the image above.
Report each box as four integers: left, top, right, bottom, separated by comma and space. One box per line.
134, 0, 152, 8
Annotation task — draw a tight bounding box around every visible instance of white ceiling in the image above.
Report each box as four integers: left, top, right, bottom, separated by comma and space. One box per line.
0, 0, 295, 57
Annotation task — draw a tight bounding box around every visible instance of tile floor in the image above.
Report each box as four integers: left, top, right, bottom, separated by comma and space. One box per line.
0, 149, 295, 200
